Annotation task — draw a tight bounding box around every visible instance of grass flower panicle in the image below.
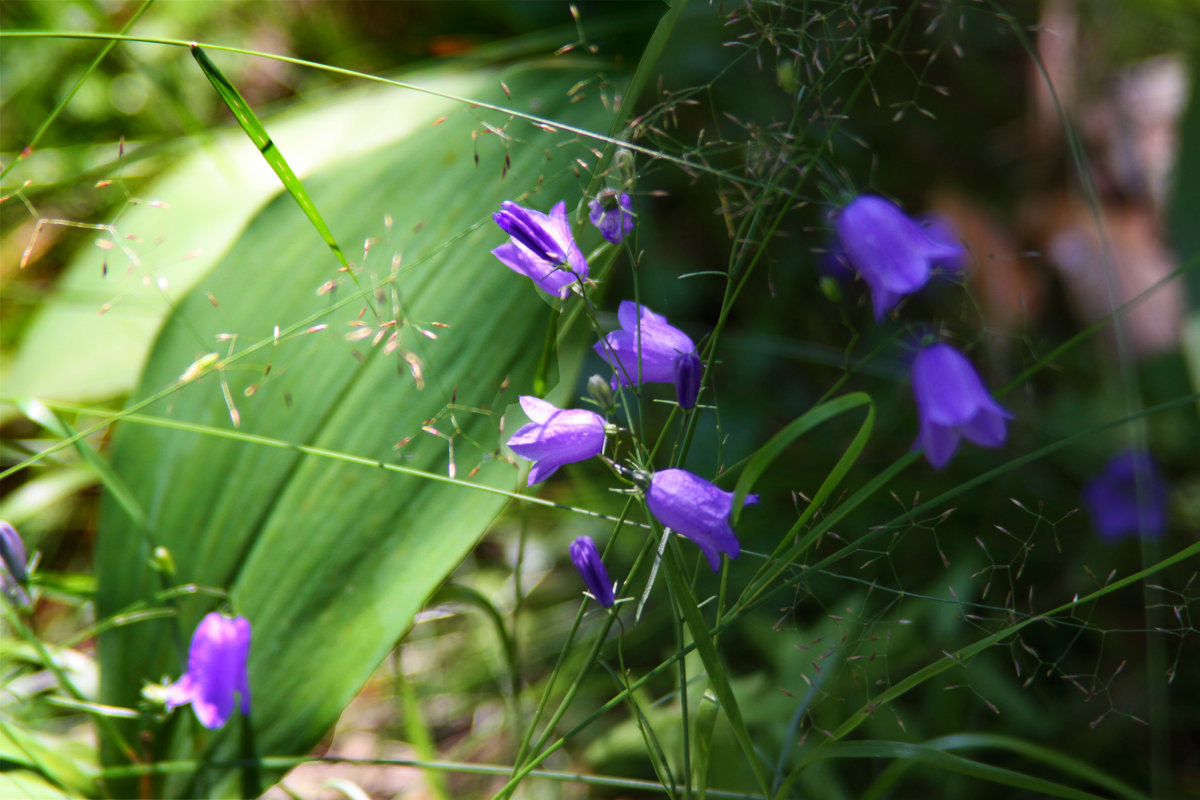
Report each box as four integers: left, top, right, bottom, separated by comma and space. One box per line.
569, 536, 615, 607
166, 612, 252, 730
506, 396, 607, 486
645, 469, 759, 572
911, 343, 1011, 469
492, 200, 589, 298
835, 194, 967, 319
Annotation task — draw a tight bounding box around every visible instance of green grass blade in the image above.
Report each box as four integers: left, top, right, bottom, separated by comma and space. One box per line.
189, 45, 350, 271
662, 545, 770, 795
785, 740, 1110, 800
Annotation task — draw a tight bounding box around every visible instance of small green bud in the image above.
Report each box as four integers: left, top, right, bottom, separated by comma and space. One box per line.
587, 374, 615, 412
150, 546, 176, 576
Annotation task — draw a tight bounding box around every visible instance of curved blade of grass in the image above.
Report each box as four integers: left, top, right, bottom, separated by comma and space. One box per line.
784, 740, 1109, 800
731, 391, 874, 525
189, 45, 350, 273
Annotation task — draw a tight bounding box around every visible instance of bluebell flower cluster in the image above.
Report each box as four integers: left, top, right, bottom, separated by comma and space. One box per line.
166, 612, 252, 730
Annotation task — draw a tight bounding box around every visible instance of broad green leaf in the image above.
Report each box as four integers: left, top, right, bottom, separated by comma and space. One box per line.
94, 61, 614, 797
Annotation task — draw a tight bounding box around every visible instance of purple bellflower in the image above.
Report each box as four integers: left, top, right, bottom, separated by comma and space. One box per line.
645, 469, 759, 572
0, 520, 30, 608
594, 301, 697, 390
1083, 450, 1168, 541
0, 521, 27, 589
588, 190, 635, 244
507, 396, 607, 486
834, 194, 967, 319
569, 536, 615, 607
166, 612, 251, 730
492, 200, 589, 298
911, 343, 1012, 469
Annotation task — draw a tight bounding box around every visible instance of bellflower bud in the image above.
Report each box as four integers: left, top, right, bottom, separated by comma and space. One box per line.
674, 352, 703, 410
1083, 450, 1169, 541
834, 195, 967, 320
492, 200, 589, 298
569, 536, 615, 607
644, 469, 759, 572
587, 374, 615, 413
0, 521, 27, 589
165, 612, 252, 730
594, 301, 697, 389
588, 190, 635, 244
507, 396, 607, 486
911, 343, 1011, 469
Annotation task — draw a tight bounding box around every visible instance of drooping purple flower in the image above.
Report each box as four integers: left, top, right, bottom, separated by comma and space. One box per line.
644, 469, 759, 572
594, 301, 697, 389
0, 521, 30, 608
911, 343, 1012, 469
569, 536, 615, 607
507, 396, 607, 486
492, 200, 589, 298
834, 195, 967, 319
166, 612, 252, 730
588, 191, 635, 244
674, 351, 702, 410
0, 521, 27, 589
1083, 450, 1169, 541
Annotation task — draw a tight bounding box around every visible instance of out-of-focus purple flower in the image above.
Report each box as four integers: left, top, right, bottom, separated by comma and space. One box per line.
569, 536, 615, 607
834, 195, 967, 319
645, 469, 759, 572
507, 396, 607, 486
674, 351, 702, 410
492, 200, 589, 298
588, 191, 635, 244
166, 612, 252, 730
1083, 450, 1169, 541
594, 301, 696, 389
0, 521, 27, 589
0, 521, 30, 608
911, 343, 1011, 469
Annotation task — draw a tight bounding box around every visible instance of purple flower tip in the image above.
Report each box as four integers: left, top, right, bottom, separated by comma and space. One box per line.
588, 191, 635, 244
674, 352, 703, 410
594, 301, 697, 389
492, 200, 589, 298
911, 343, 1011, 469
645, 469, 758, 572
1083, 450, 1168, 541
569, 536, 615, 607
0, 520, 27, 589
166, 612, 252, 729
834, 194, 967, 320
507, 396, 607, 486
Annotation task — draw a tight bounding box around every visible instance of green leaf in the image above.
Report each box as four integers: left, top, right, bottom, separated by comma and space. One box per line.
94, 61, 614, 797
